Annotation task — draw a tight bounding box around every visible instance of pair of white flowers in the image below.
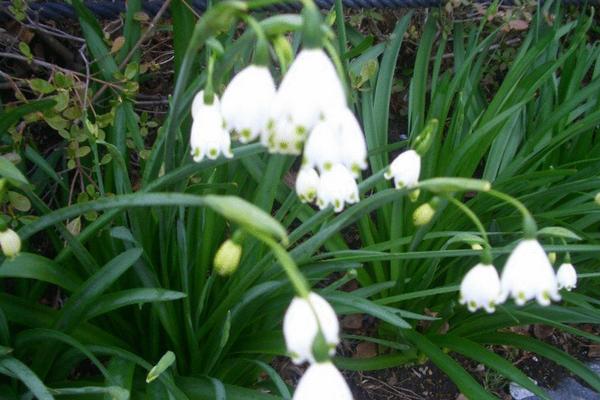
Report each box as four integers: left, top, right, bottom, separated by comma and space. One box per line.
282, 50, 366, 213
189, 64, 275, 162
283, 292, 353, 399
460, 239, 578, 313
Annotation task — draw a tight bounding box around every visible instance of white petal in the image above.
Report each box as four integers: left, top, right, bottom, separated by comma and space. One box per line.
283, 293, 340, 364
267, 49, 346, 155
557, 263, 577, 290
189, 91, 231, 162
386, 150, 421, 189
303, 120, 342, 172
221, 65, 276, 143
316, 164, 359, 212
296, 168, 320, 203
460, 263, 501, 313
337, 108, 367, 176
499, 239, 560, 306
293, 362, 353, 400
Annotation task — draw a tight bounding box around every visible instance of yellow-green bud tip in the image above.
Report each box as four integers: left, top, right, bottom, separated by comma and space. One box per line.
413, 203, 435, 226
548, 252, 557, 264
214, 239, 242, 276
0, 228, 21, 258
595, 192, 600, 206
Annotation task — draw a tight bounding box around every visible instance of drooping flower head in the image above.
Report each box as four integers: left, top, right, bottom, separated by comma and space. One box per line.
0, 228, 21, 258
214, 239, 242, 276
557, 263, 577, 291
190, 91, 232, 162
266, 49, 346, 154
293, 362, 353, 400
296, 167, 320, 203
498, 239, 560, 306
303, 108, 367, 177
459, 263, 501, 313
283, 292, 339, 364
384, 150, 421, 189
221, 65, 276, 143
316, 164, 359, 213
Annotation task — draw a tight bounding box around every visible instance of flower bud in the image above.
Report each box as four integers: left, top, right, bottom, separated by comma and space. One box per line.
413, 202, 435, 226
557, 263, 577, 291
548, 252, 557, 264
214, 239, 242, 276
0, 228, 21, 258
595, 192, 600, 206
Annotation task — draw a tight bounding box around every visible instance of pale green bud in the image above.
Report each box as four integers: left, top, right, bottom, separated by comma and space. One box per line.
471, 243, 483, 251
548, 252, 557, 264
0, 228, 21, 258
595, 192, 600, 206
214, 239, 242, 276
413, 203, 435, 226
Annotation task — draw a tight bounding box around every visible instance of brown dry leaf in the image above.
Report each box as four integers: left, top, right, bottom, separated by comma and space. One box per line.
509, 20, 529, 31
588, 345, 600, 359
354, 342, 377, 359
111, 36, 126, 54
533, 324, 554, 340
342, 314, 363, 330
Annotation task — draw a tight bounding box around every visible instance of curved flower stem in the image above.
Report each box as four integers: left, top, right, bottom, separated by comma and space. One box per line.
243, 15, 271, 66
443, 195, 492, 264
485, 189, 538, 239
254, 231, 311, 298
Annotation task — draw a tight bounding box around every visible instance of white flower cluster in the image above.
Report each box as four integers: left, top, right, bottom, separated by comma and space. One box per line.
283, 292, 353, 399
189, 49, 368, 213
460, 239, 578, 312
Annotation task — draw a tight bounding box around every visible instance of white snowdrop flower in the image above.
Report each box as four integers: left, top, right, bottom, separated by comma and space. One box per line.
557, 263, 577, 291
263, 102, 306, 155
498, 239, 561, 306
384, 150, 421, 189
337, 108, 367, 177
189, 91, 232, 162
303, 108, 367, 177
296, 167, 320, 203
303, 119, 341, 172
283, 292, 339, 365
459, 263, 501, 313
221, 65, 276, 143
293, 362, 353, 400
267, 49, 346, 154
0, 228, 21, 258
316, 164, 359, 213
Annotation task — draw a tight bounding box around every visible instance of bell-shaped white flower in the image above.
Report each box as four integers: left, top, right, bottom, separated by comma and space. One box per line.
303, 108, 367, 177
316, 164, 359, 212
267, 49, 346, 154
263, 102, 306, 155
0, 228, 21, 258
190, 91, 232, 162
283, 292, 339, 365
557, 263, 577, 291
303, 119, 341, 172
337, 108, 367, 176
221, 65, 276, 143
296, 168, 320, 203
459, 263, 501, 313
293, 362, 353, 400
498, 239, 561, 306
384, 150, 421, 189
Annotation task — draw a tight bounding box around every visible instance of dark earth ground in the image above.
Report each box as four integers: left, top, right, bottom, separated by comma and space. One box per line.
2, 3, 600, 399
